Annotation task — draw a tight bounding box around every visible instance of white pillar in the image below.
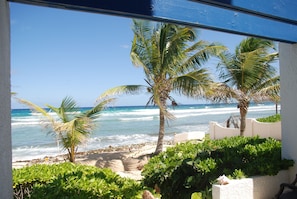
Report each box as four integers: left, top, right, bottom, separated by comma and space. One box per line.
0, 0, 12, 198
279, 43, 297, 178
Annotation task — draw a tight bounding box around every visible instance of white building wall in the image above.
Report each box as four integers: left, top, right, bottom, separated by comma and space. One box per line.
0, 0, 12, 198
279, 43, 297, 177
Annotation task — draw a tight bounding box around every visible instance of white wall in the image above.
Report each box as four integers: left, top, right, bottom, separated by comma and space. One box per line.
212, 170, 290, 199
209, 121, 240, 139
174, 131, 205, 144
0, 0, 12, 198
279, 43, 297, 177
252, 120, 281, 139
209, 119, 281, 140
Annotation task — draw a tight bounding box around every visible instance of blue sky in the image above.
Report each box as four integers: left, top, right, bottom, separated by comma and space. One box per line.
10, 2, 249, 109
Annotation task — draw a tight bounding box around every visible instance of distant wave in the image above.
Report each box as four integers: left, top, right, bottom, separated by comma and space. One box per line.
102, 109, 159, 117
31, 111, 82, 116
119, 116, 154, 121
12, 145, 64, 162
12, 117, 50, 126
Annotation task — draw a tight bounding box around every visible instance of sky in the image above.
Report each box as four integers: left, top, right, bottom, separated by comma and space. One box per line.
10, 2, 251, 109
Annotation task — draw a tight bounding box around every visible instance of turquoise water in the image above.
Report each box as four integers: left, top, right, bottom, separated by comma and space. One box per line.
12, 103, 278, 161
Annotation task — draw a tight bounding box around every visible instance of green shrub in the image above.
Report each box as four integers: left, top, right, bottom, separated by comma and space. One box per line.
257, 114, 281, 122
141, 136, 294, 199
13, 162, 144, 199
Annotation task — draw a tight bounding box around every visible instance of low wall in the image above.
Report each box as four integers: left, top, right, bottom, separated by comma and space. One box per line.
209, 118, 281, 140
209, 121, 240, 139
173, 131, 205, 144
212, 170, 290, 199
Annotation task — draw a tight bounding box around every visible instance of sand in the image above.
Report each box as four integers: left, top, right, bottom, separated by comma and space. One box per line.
12, 132, 205, 180
12, 141, 174, 180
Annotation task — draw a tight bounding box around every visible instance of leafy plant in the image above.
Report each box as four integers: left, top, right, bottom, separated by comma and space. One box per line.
257, 114, 281, 122
13, 163, 144, 199
141, 136, 294, 199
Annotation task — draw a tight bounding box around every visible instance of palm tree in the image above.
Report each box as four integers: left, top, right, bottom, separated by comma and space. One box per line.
18, 96, 114, 162
208, 37, 279, 135
98, 20, 226, 154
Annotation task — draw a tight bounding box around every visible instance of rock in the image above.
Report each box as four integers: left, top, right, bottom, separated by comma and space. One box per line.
123, 157, 140, 171
217, 175, 230, 185
142, 190, 155, 199
105, 159, 125, 172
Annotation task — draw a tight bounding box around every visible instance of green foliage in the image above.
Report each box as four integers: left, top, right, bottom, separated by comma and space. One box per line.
141, 136, 294, 199
231, 169, 246, 179
257, 114, 281, 122
13, 163, 143, 199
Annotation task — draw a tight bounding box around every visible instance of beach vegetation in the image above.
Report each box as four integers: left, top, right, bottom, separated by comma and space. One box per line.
13, 162, 144, 199
98, 20, 226, 154
207, 37, 279, 135
257, 114, 281, 123
141, 136, 294, 199
18, 96, 114, 162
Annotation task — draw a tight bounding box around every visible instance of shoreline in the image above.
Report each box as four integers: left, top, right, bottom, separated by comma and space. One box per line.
12, 141, 174, 180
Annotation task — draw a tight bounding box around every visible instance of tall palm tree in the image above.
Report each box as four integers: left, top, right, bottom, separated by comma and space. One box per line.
18, 96, 114, 162
98, 20, 226, 154
208, 37, 279, 135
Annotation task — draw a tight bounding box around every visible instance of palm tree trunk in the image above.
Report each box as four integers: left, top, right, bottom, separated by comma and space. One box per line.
154, 108, 165, 155
238, 99, 249, 136
239, 108, 247, 136
69, 145, 75, 163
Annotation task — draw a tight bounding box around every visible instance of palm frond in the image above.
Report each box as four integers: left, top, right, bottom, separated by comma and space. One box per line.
161, 25, 195, 72
17, 98, 55, 123
205, 83, 238, 102
172, 69, 213, 98
251, 76, 280, 102
131, 19, 156, 77
46, 96, 78, 123
217, 37, 278, 92
83, 97, 116, 119
97, 85, 146, 101
55, 118, 91, 149
237, 37, 275, 54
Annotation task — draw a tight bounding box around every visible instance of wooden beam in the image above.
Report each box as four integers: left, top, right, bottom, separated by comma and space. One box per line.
195, 0, 297, 24
9, 0, 297, 43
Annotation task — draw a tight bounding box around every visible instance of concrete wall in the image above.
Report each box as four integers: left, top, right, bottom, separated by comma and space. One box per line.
209, 118, 281, 140
279, 43, 297, 177
209, 121, 240, 139
173, 131, 205, 144
0, 0, 12, 198
212, 170, 290, 199
252, 120, 281, 140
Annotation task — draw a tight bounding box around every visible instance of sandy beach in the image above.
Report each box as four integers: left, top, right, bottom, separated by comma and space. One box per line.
12, 141, 174, 180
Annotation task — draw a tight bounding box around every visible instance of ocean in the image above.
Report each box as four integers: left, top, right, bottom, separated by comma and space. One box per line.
12, 103, 278, 162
